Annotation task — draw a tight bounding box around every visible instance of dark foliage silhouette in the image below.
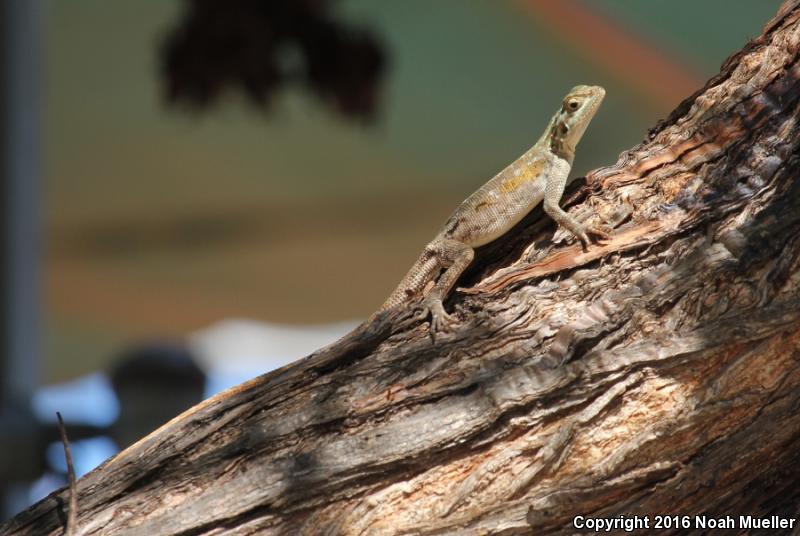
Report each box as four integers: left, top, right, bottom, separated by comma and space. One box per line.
161, 0, 387, 122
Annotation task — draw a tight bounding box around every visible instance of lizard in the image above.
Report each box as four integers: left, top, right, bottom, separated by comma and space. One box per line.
378, 85, 608, 335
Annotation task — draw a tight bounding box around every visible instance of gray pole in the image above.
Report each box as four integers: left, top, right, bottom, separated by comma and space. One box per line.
0, 0, 42, 409
0, 0, 43, 517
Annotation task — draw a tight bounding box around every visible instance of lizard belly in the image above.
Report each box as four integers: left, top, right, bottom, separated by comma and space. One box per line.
445, 178, 546, 247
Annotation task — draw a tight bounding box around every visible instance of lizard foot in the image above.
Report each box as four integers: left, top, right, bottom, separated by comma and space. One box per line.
424, 296, 457, 341
575, 224, 612, 250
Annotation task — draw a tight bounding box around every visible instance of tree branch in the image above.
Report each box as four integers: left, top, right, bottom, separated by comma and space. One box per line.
56, 413, 77, 536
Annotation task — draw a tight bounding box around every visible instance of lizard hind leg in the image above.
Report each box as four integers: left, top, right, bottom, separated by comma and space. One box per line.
424, 239, 474, 336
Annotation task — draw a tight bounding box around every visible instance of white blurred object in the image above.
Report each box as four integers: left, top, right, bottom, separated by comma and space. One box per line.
188, 318, 359, 396
31, 372, 118, 426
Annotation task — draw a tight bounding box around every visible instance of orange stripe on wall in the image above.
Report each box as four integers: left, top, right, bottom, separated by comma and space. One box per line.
517, 0, 705, 111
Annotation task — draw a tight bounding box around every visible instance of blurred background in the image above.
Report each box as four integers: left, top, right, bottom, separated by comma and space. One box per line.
0, 0, 783, 521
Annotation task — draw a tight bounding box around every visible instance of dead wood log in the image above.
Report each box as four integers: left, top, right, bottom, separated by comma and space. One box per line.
5, 2, 800, 534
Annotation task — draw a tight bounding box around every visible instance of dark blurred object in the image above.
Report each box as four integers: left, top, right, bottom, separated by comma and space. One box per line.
1, 342, 206, 519
109, 342, 206, 448
161, 0, 387, 121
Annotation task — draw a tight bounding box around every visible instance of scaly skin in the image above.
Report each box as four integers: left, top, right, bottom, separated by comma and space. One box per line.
380, 85, 608, 335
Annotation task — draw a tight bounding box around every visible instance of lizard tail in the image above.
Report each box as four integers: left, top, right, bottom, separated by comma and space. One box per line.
379, 250, 440, 311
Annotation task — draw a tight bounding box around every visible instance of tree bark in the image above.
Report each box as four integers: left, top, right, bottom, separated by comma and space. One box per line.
6, 2, 800, 534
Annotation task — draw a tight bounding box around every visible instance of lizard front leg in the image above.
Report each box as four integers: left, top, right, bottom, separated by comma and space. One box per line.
423, 238, 474, 335
543, 163, 610, 247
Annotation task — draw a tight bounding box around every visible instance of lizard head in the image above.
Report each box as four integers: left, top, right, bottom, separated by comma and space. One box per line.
547, 85, 605, 160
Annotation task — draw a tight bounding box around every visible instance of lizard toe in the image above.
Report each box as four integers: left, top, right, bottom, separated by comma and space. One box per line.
576, 230, 591, 250
424, 296, 457, 341
429, 312, 457, 342
587, 225, 612, 241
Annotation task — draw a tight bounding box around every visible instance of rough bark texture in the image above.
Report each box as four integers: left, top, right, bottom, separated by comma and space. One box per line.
6, 2, 800, 534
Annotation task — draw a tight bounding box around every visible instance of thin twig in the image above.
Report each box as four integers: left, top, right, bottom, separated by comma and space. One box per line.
56, 412, 77, 536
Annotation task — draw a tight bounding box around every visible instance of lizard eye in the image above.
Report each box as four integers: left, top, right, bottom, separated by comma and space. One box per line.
567, 100, 580, 111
